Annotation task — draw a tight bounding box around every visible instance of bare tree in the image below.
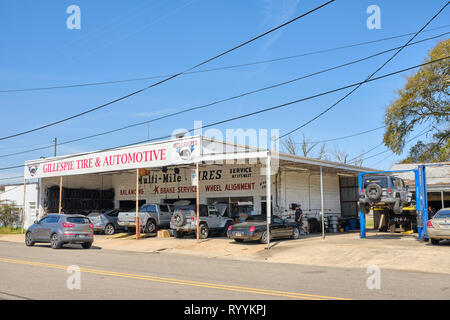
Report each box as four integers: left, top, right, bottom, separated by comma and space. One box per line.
301, 133, 318, 157
316, 142, 327, 160
281, 135, 298, 155
332, 145, 349, 163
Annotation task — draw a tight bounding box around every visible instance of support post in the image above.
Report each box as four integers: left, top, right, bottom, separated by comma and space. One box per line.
21, 179, 26, 233
266, 152, 271, 249
442, 190, 445, 209
320, 166, 325, 240
136, 168, 140, 240
359, 173, 366, 238
58, 176, 63, 214
196, 162, 200, 243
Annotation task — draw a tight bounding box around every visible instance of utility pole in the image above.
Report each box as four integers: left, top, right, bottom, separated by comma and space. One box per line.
53, 138, 57, 157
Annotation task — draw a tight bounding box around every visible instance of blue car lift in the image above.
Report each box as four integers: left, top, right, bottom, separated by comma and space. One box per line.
359, 165, 428, 240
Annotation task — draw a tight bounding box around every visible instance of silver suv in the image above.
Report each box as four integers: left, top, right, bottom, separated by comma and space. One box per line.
358, 175, 413, 215
170, 204, 233, 239
25, 214, 94, 249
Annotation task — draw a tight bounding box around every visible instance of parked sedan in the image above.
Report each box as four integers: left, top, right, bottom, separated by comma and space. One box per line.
25, 214, 94, 249
227, 215, 300, 243
427, 208, 450, 245
88, 209, 124, 235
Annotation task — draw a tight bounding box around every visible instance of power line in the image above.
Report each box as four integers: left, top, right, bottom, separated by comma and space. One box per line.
0, 33, 446, 160
350, 123, 435, 165
278, 1, 450, 140
0, 0, 335, 143
290, 126, 384, 145
2, 24, 449, 93
362, 128, 434, 166
0, 57, 447, 172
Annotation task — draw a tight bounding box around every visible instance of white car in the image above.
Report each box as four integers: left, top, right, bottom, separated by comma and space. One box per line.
427, 208, 450, 245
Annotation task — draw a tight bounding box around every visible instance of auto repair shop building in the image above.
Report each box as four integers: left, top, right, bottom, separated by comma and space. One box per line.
21, 136, 374, 230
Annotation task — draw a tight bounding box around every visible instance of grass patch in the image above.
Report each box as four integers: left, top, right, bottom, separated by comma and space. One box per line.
0, 226, 23, 234
366, 218, 375, 229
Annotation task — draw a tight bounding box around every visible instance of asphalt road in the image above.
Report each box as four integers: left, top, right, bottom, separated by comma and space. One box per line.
0, 240, 449, 300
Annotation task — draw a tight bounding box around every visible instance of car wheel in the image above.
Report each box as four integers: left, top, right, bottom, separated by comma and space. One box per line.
430, 238, 440, 245
291, 227, 300, 239
104, 224, 115, 235
25, 232, 35, 247
82, 242, 92, 249
172, 212, 186, 227
234, 239, 244, 243
260, 231, 270, 244
50, 233, 62, 249
199, 224, 209, 239
174, 230, 184, 238
144, 220, 156, 234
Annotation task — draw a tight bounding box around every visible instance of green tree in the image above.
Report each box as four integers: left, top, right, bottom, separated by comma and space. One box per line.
383, 39, 450, 162
0, 201, 20, 227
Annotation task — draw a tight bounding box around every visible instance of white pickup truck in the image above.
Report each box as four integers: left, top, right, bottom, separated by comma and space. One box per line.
117, 204, 173, 233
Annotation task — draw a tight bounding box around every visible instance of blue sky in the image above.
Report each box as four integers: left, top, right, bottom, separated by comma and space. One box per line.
0, 0, 449, 183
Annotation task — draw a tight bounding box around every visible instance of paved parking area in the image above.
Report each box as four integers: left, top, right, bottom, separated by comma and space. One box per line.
1, 230, 448, 274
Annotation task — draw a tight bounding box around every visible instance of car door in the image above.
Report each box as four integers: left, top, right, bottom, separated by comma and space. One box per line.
40, 216, 60, 241
271, 217, 285, 239
207, 206, 220, 229
158, 205, 171, 227
33, 216, 50, 241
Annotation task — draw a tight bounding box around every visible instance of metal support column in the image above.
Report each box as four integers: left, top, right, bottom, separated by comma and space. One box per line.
359, 173, 366, 238
136, 168, 140, 240
266, 152, 271, 249
320, 166, 325, 240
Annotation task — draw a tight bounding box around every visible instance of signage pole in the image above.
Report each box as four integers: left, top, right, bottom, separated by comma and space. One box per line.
21, 178, 26, 234
320, 166, 325, 240
136, 168, 140, 240
196, 162, 200, 243
266, 152, 271, 249
58, 176, 63, 214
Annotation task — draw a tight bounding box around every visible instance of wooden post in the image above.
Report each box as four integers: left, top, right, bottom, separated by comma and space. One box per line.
196, 162, 200, 243
21, 179, 26, 234
58, 176, 63, 214
320, 166, 325, 240
136, 168, 140, 240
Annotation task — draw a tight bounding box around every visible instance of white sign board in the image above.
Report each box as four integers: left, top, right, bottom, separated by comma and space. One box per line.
191, 169, 198, 187
24, 137, 201, 179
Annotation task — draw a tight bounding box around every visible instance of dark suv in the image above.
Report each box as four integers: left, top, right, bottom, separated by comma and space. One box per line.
358, 175, 412, 215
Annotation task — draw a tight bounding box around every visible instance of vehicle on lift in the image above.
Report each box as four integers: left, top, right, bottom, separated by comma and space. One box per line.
427, 208, 450, 245
117, 204, 173, 234
88, 209, 125, 235
25, 214, 94, 249
170, 204, 233, 239
227, 215, 300, 243
358, 175, 413, 215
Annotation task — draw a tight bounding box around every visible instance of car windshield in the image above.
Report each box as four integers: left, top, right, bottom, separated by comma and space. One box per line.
435, 210, 450, 218
67, 217, 90, 224
364, 176, 389, 188
88, 212, 101, 217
